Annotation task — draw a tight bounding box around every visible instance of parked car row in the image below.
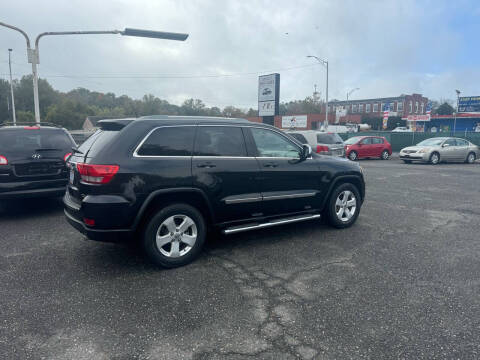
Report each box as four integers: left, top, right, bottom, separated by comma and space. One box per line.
284, 129, 479, 165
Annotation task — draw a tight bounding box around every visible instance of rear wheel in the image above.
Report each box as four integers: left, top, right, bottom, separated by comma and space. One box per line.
466, 152, 476, 164
381, 150, 390, 160
326, 183, 361, 229
143, 203, 206, 268
429, 152, 440, 165
348, 151, 358, 161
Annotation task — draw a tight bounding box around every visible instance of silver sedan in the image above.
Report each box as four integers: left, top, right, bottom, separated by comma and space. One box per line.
399, 137, 479, 164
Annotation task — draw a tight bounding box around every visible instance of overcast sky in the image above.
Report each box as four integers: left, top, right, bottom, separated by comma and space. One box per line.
1, 0, 479, 109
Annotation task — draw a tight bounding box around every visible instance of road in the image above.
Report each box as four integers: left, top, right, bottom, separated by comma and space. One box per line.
1, 160, 479, 359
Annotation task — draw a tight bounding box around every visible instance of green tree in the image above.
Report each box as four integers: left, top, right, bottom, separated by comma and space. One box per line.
222, 106, 246, 118
16, 111, 35, 123
434, 102, 455, 115
386, 116, 405, 130
45, 100, 93, 129
362, 116, 383, 130
181, 99, 206, 116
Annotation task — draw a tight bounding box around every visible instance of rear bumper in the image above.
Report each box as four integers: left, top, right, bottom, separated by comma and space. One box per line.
63, 192, 133, 242
0, 179, 67, 199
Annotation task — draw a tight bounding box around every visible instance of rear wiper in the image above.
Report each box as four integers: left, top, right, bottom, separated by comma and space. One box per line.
71, 147, 83, 154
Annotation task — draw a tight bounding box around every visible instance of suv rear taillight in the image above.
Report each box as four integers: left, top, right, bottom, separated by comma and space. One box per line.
316, 145, 329, 153
76, 163, 119, 184
0, 155, 7, 165
64, 153, 72, 162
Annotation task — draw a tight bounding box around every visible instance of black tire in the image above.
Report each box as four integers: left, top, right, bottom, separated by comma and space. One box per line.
326, 183, 361, 229
403, 160, 412, 164
381, 150, 390, 160
429, 152, 440, 165
143, 203, 206, 268
466, 152, 476, 164
348, 151, 358, 161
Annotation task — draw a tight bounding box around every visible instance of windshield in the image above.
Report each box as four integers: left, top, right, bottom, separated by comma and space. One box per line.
0, 128, 74, 153
416, 138, 446, 146
344, 136, 363, 145
316, 133, 343, 144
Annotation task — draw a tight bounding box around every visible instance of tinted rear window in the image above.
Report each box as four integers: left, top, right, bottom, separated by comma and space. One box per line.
288, 133, 308, 144
316, 133, 343, 144
77, 130, 119, 157
194, 127, 246, 156
137, 126, 195, 156
0, 128, 73, 153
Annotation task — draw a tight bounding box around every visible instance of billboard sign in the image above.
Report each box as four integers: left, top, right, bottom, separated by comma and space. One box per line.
281, 115, 307, 129
258, 73, 280, 116
458, 96, 480, 113
407, 114, 430, 122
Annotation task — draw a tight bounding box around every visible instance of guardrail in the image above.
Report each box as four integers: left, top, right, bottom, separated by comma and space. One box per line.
339, 132, 480, 152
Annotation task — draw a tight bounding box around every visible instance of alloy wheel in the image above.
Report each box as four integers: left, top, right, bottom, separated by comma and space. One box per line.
467, 153, 475, 164
382, 151, 389, 160
155, 215, 197, 258
430, 153, 439, 164
335, 190, 357, 222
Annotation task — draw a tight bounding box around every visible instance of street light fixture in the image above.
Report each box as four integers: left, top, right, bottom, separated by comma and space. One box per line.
307, 55, 328, 130
0, 22, 189, 125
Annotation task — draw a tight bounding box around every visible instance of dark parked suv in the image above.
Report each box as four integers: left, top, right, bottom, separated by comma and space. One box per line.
0, 124, 75, 199
64, 116, 365, 267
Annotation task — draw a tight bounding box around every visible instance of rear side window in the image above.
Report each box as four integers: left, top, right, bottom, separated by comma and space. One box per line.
0, 129, 74, 153
78, 130, 119, 157
137, 126, 195, 156
194, 127, 247, 156
316, 133, 343, 144
288, 133, 308, 144
361, 138, 372, 145
372, 138, 384, 144
456, 139, 468, 146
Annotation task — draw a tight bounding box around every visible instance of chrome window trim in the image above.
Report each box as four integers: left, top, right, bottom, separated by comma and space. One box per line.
224, 196, 263, 204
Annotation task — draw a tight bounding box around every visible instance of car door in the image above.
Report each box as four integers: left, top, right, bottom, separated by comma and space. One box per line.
371, 137, 384, 157
246, 126, 323, 217
191, 125, 262, 224
454, 139, 470, 161
358, 137, 373, 158
441, 138, 457, 162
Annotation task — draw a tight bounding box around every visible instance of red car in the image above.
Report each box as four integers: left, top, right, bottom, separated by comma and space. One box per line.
344, 136, 392, 161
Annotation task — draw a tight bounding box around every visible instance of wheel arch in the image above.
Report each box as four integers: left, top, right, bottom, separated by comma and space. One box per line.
321, 175, 365, 210
132, 188, 215, 234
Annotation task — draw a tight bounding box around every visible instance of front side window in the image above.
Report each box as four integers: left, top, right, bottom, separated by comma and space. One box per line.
137, 126, 195, 156
251, 128, 301, 158
443, 138, 457, 147
194, 126, 246, 156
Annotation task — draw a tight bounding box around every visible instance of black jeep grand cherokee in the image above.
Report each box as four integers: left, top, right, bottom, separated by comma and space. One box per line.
64, 116, 365, 268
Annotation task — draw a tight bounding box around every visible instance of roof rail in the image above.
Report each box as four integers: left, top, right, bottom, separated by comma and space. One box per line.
0, 122, 62, 128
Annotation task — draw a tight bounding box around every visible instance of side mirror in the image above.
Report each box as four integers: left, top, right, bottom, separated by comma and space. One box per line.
442, 143, 449, 147
301, 144, 312, 159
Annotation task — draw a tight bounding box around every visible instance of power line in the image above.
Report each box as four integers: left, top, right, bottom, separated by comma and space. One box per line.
0, 63, 319, 80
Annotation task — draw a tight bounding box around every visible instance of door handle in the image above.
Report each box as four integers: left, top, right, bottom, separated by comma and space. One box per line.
197, 162, 216, 168
264, 162, 278, 168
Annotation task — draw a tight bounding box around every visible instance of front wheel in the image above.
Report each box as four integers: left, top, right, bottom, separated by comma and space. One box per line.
429, 152, 440, 165
466, 152, 476, 164
326, 183, 361, 229
348, 151, 358, 161
381, 150, 390, 160
143, 203, 206, 268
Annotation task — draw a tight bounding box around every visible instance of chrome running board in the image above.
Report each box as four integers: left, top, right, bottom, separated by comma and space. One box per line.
223, 214, 321, 235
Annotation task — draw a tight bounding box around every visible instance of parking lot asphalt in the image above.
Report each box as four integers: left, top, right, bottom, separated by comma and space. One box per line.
1, 159, 479, 359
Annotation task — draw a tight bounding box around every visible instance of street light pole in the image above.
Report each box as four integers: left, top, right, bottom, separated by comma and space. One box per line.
307, 55, 328, 130
454, 89, 461, 134
8, 48, 16, 125
0, 22, 189, 125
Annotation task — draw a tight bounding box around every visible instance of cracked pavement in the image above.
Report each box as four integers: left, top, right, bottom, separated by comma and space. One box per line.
1, 160, 479, 359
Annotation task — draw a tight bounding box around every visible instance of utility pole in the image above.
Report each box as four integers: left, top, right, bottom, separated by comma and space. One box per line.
307, 55, 328, 130
0, 22, 189, 125
8, 48, 16, 125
